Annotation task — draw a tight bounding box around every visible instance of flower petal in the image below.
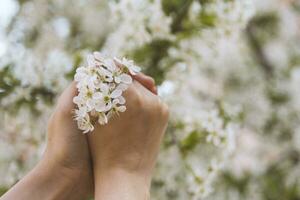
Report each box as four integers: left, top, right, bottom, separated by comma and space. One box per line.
110, 89, 122, 98
87, 55, 95, 67
117, 106, 126, 112
118, 96, 126, 104
114, 76, 121, 84
116, 83, 129, 91
93, 92, 103, 100
112, 99, 120, 105
105, 59, 117, 72
98, 113, 108, 125
104, 102, 112, 112
129, 65, 141, 75
94, 101, 107, 112
73, 96, 82, 105
119, 74, 132, 84
100, 84, 109, 94
113, 57, 123, 67
93, 52, 105, 61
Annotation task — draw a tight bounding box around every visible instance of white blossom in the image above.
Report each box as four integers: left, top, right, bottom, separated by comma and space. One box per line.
73, 52, 140, 133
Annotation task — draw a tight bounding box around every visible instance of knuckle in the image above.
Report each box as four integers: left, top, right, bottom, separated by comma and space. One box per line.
56, 95, 74, 118
124, 83, 144, 108
158, 101, 169, 122
151, 98, 169, 120
132, 89, 144, 108
58, 104, 73, 118
161, 103, 170, 120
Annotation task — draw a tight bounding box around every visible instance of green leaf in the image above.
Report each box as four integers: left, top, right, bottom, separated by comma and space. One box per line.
132, 39, 172, 85
0, 187, 8, 196
0, 64, 20, 100
180, 130, 206, 155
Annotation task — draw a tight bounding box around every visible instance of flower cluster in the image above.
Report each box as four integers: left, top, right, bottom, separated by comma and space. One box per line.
73, 52, 140, 133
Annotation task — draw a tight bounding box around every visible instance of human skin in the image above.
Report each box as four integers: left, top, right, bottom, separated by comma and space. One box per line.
88, 80, 169, 200
0, 73, 159, 200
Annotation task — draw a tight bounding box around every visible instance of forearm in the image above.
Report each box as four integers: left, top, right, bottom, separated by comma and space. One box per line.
1, 157, 89, 200
94, 168, 150, 200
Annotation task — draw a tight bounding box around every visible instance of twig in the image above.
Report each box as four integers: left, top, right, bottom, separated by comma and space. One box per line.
246, 20, 274, 79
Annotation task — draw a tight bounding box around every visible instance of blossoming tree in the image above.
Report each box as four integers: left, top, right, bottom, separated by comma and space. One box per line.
0, 0, 300, 199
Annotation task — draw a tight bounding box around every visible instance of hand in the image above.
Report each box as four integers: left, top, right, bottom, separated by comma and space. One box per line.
0, 82, 93, 200
88, 79, 169, 200
45, 81, 94, 199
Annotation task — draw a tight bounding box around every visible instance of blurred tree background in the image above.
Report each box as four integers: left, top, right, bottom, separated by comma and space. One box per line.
0, 0, 300, 199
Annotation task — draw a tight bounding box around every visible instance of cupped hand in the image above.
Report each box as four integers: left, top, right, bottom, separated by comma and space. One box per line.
45, 81, 94, 199
88, 79, 169, 200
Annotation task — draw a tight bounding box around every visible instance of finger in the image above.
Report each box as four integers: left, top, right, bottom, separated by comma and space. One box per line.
132, 80, 158, 100
132, 73, 157, 95
59, 81, 78, 103
56, 81, 78, 115
133, 73, 155, 88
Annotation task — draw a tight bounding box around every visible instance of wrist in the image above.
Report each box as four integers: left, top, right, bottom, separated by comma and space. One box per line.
39, 157, 91, 200
0, 156, 90, 200
42, 140, 94, 199
38, 154, 93, 200
94, 168, 150, 200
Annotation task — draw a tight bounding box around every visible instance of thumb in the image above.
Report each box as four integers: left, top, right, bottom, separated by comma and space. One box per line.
55, 81, 78, 117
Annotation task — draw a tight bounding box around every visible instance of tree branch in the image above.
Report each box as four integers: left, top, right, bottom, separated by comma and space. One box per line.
246, 20, 274, 78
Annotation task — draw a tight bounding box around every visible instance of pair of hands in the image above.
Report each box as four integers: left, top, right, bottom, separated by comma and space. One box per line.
1, 73, 169, 200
